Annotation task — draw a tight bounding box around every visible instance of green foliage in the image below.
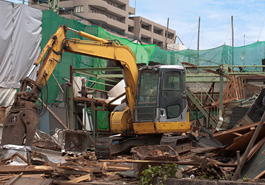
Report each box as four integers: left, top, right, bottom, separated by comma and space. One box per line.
243, 174, 248, 182
199, 174, 214, 180
228, 173, 233, 180
200, 174, 208, 180
140, 164, 179, 185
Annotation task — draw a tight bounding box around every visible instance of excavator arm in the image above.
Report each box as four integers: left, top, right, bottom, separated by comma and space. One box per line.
1, 25, 138, 146
63, 30, 138, 114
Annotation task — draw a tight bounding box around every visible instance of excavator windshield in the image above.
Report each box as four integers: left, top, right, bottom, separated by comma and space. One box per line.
134, 69, 159, 122
138, 70, 159, 103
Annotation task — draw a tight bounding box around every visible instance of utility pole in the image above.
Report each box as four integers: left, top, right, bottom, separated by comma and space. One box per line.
196, 16, 200, 66
197, 16, 200, 51
231, 16, 234, 65
231, 16, 234, 47
23, 0, 25, 4
165, 17, 169, 49
134, 0, 136, 15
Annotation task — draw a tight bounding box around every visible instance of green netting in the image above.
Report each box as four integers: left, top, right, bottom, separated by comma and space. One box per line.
151, 43, 265, 66
41, 11, 108, 129
41, 11, 265, 129
97, 27, 156, 64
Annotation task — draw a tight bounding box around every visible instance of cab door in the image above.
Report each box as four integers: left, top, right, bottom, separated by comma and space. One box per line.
158, 68, 187, 122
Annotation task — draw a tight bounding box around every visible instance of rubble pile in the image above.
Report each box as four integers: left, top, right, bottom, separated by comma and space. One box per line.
0, 116, 265, 184
0, 88, 264, 184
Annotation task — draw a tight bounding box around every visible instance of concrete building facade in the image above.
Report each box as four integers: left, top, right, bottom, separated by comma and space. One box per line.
30, 0, 177, 47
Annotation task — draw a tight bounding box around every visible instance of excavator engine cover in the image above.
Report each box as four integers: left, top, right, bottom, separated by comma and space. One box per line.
1, 100, 39, 146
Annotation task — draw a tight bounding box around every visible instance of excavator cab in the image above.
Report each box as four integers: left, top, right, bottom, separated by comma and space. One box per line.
133, 65, 190, 134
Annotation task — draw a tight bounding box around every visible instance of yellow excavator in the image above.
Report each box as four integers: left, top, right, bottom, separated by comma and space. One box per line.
1, 25, 190, 157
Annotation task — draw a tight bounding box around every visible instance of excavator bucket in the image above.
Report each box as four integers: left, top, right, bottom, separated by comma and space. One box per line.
1, 101, 39, 146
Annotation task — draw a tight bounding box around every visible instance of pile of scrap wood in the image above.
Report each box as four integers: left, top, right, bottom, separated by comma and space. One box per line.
99, 116, 265, 181
0, 151, 138, 185
0, 112, 264, 183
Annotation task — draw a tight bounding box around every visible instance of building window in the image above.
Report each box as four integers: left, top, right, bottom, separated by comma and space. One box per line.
74, 5, 83, 13
89, 6, 124, 23
105, 0, 126, 10
165, 31, 174, 39
141, 24, 151, 31
89, 7, 96, 13
128, 26, 134, 33
141, 36, 151, 43
154, 27, 163, 36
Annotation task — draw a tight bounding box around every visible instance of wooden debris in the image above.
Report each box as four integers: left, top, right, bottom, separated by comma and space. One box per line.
190, 147, 223, 154
254, 169, 265, 180
225, 126, 265, 155
213, 121, 262, 145
5, 177, 53, 185
5, 173, 23, 185
68, 174, 92, 183
247, 136, 265, 161
0, 165, 54, 174
183, 158, 230, 180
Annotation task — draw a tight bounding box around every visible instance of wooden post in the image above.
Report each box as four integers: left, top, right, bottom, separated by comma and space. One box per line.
236, 150, 241, 178
218, 68, 224, 125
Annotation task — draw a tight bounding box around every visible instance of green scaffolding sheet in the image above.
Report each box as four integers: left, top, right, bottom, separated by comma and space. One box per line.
41, 11, 265, 129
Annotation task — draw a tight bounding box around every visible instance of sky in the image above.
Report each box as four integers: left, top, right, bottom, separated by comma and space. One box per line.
129, 0, 265, 50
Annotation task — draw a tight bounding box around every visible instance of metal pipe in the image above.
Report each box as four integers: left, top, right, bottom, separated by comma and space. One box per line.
67, 27, 109, 43
27, 65, 37, 78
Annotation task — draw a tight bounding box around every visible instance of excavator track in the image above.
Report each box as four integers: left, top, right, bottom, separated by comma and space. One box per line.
160, 135, 194, 154
95, 135, 162, 159
95, 136, 124, 158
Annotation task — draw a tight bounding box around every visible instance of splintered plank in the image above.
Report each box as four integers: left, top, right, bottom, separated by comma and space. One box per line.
68, 174, 92, 183
247, 137, 265, 161
225, 126, 265, 152
213, 122, 262, 145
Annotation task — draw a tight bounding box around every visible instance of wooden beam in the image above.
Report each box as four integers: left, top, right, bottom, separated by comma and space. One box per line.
0, 166, 54, 174
99, 159, 237, 168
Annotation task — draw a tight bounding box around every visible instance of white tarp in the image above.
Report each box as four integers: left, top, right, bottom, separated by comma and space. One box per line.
0, 1, 42, 106
0, 1, 42, 88
0, 88, 16, 107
